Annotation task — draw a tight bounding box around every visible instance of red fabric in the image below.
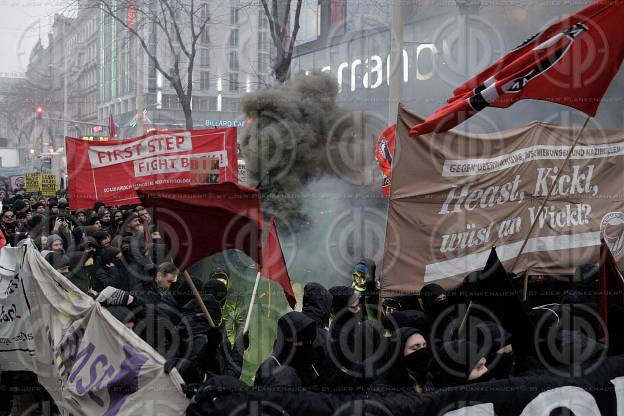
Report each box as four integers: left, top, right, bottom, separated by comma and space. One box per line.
137, 182, 263, 270
66, 128, 238, 208
261, 216, 296, 309
375, 125, 395, 198
410, 0, 624, 136
598, 239, 624, 337
108, 113, 116, 138
0, 229, 6, 249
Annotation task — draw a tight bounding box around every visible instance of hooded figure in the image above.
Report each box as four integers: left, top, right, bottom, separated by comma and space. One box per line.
176, 294, 224, 374
302, 283, 333, 387
351, 258, 379, 319
66, 251, 96, 294
254, 311, 317, 387
93, 246, 127, 292
420, 283, 449, 320
209, 267, 230, 287
430, 339, 490, 389
374, 327, 432, 392
204, 279, 228, 307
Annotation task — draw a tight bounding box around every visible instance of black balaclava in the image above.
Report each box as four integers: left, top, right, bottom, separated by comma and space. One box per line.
399, 328, 432, 386
420, 283, 449, 319
274, 312, 317, 371
204, 279, 228, 307
302, 282, 332, 328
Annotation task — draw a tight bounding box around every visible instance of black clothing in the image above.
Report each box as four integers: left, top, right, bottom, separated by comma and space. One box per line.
302, 283, 333, 389
382, 310, 429, 334
255, 312, 317, 387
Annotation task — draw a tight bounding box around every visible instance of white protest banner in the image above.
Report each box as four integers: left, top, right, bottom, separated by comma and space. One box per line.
0, 240, 189, 415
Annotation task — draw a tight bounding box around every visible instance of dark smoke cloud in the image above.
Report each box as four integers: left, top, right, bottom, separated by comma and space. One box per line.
240, 71, 366, 223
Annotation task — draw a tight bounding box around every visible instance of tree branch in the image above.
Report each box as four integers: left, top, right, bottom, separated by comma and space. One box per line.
285, 0, 303, 60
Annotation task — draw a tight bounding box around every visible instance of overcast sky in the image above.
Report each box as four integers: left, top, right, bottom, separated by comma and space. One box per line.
0, 1, 65, 74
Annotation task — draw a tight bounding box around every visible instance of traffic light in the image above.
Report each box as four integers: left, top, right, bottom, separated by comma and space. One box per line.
35, 106, 44, 119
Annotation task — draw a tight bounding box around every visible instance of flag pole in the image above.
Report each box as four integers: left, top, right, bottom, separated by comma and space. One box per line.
183, 270, 216, 327
243, 270, 262, 334
513, 116, 591, 300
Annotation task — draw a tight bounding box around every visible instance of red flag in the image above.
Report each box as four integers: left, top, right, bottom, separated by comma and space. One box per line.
137, 182, 263, 270
375, 125, 395, 198
598, 239, 624, 335
108, 113, 117, 138
261, 216, 296, 309
411, 0, 624, 136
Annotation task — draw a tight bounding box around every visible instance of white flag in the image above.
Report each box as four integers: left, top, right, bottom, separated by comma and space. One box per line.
0, 240, 190, 415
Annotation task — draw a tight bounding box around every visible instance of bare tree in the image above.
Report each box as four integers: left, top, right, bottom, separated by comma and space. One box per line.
259, 0, 303, 84
77, 0, 211, 129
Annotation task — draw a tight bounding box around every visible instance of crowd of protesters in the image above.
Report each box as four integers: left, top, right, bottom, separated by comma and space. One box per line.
0, 189, 622, 415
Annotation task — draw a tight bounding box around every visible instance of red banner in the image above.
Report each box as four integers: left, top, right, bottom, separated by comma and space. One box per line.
66, 128, 238, 208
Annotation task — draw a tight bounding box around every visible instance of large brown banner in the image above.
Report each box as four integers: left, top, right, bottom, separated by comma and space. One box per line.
382, 106, 624, 295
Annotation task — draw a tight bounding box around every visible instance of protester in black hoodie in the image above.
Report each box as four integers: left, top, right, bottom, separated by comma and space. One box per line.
374, 327, 431, 393
176, 293, 224, 375
93, 247, 128, 292
254, 311, 317, 387
301, 283, 333, 389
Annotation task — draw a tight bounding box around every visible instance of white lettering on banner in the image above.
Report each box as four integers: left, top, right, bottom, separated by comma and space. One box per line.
528, 204, 592, 229
534, 165, 598, 197
439, 175, 523, 215
424, 231, 600, 282
133, 151, 228, 177
442, 141, 624, 177
88, 132, 192, 167
519, 386, 601, 416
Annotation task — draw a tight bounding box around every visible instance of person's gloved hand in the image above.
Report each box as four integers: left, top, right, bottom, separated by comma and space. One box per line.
96, 286, 130, 306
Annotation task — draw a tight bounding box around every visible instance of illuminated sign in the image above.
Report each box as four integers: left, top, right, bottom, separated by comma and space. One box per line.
315, 45, 438, 93
204, 120, 246, 128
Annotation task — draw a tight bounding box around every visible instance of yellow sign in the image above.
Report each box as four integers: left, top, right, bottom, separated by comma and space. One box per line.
24, 172, 41, 192
40, 174, 58, 197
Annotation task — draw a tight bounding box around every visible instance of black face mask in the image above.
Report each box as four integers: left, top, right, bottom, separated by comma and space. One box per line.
402, 349, 432, 381
486, 352, 515, 380
286, 343, 315, 371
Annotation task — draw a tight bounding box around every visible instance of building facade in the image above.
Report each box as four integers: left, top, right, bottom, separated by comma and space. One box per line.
97, 0, 274, 136
291, 0, 624, 132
